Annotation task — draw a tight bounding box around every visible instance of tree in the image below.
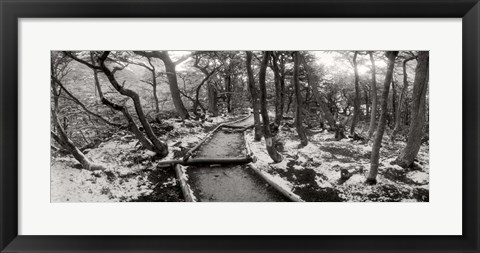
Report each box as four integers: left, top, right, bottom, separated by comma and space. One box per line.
292, 52, 308, 146
50, 53, 106, 171
66, 51, 169, 158
366, 51, 378, 140
51, 111, 107, 171
208, 82, 219, 116
366, 51, 399, 185
300, 53, 346, 140
128, 53, 162, 122
133, 51, 190, 120
191, 53, 219, 117
391, 54, 417, 141
271, 52, 284, 126
258, 51, 283, 162
350, 51, 361, 135
246, 51, 263, 141
395, 51, 429, 168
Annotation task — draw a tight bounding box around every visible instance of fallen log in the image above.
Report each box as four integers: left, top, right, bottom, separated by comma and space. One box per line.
247, 164, 304, 202
243, 131, 257, 162
174, 164, 195, 202
159, 157, 253, 166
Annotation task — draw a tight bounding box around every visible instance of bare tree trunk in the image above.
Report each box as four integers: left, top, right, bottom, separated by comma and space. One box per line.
293, 52, 308, 147
271, 52, 283, 126
158, 51, 190, 119
300, 53, 346, 140
366, 51, 399, 185
350, 51, 361, 135
150, 65, 161, 123
192, 59, 217, 118
364, 84, 370, 118
259, 51, 282, 163
51, 109, 106, 171
391, 55, 417, 141
246, 51, 263, 141
279, 54, 286, 124
68, 51, 169, 157
395, 51, 429, 168
392, 78, 397, 128
133, 51, 190, 119
89, 58, 158, 152
367, 51, 378, 140
208, 83, 218, 116
99, 55, 168, 158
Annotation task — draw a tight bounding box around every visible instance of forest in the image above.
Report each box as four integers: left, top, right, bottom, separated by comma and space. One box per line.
51, 50, 429, 202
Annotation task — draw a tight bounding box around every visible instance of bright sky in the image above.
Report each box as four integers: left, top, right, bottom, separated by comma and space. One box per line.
171, 51, 386, 75
313, 51, 386, 76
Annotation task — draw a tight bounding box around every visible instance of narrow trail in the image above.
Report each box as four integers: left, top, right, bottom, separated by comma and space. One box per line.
185, 115, 289, 202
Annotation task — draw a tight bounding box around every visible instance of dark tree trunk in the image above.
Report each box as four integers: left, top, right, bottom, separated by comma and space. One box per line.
363, 85, 370, 118
246, 51, 263, 141
350, 51, 361, 135
300, 53, 346, 140
366, 51, 399, 185
279, 54, 286, 123
150, 67, 161, 123
271, 52, 283, 126
158, 51, 190, 120
67, 51, 168, 157
395, 51, 429, 168
132, 51, 190, 119
259, 51, 282, 163
286, 89, 294, 114
293, 52, 308, 146
392, 78, 397, 127
51, 110, 106, 171
98, 55, 168, 158
391, 55, 417, 141
208, 83, 218, 116
367, 51, 378, 140
88, 56, 159, 152
224, 72, 232, 113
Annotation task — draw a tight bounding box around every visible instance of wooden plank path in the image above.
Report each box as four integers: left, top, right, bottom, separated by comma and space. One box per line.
170, 114, 291, 202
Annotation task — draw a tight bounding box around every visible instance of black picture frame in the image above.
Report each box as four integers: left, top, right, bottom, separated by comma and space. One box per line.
1, 0, 479, 252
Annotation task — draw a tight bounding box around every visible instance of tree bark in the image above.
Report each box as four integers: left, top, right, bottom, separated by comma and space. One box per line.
279, 54, 286, 124
246, 51, 263, 141
392, 78, 397, 127
395, 51, 429, 168
158, 51, 190, 119
88, 55, 158, 152
51, 110, 106, 171
367, 51, 378, 140
363, 84, 370, 118
350, 51, 361, 135
391, 55, 417, 141
300, 53, 346, 140
292, 52, 308, 146
208, 83, 218, 116
68, 51, 169, 157
271, 52, 283, 126
132, 51, 190, 119
259, 51, 282, 163
366, 51, 399, 185
98, 54, 168, 158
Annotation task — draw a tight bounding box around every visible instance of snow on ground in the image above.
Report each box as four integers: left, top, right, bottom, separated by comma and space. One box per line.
246, 126, 430, 202
51, 115, 234, 202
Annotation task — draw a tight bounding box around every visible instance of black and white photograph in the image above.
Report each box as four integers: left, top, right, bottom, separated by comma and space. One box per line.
51, 50, 429, 202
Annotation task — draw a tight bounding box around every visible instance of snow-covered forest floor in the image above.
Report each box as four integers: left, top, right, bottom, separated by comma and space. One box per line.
247, 124, 429, 202
51, 114, 235, 202
51, 114, 429, 202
